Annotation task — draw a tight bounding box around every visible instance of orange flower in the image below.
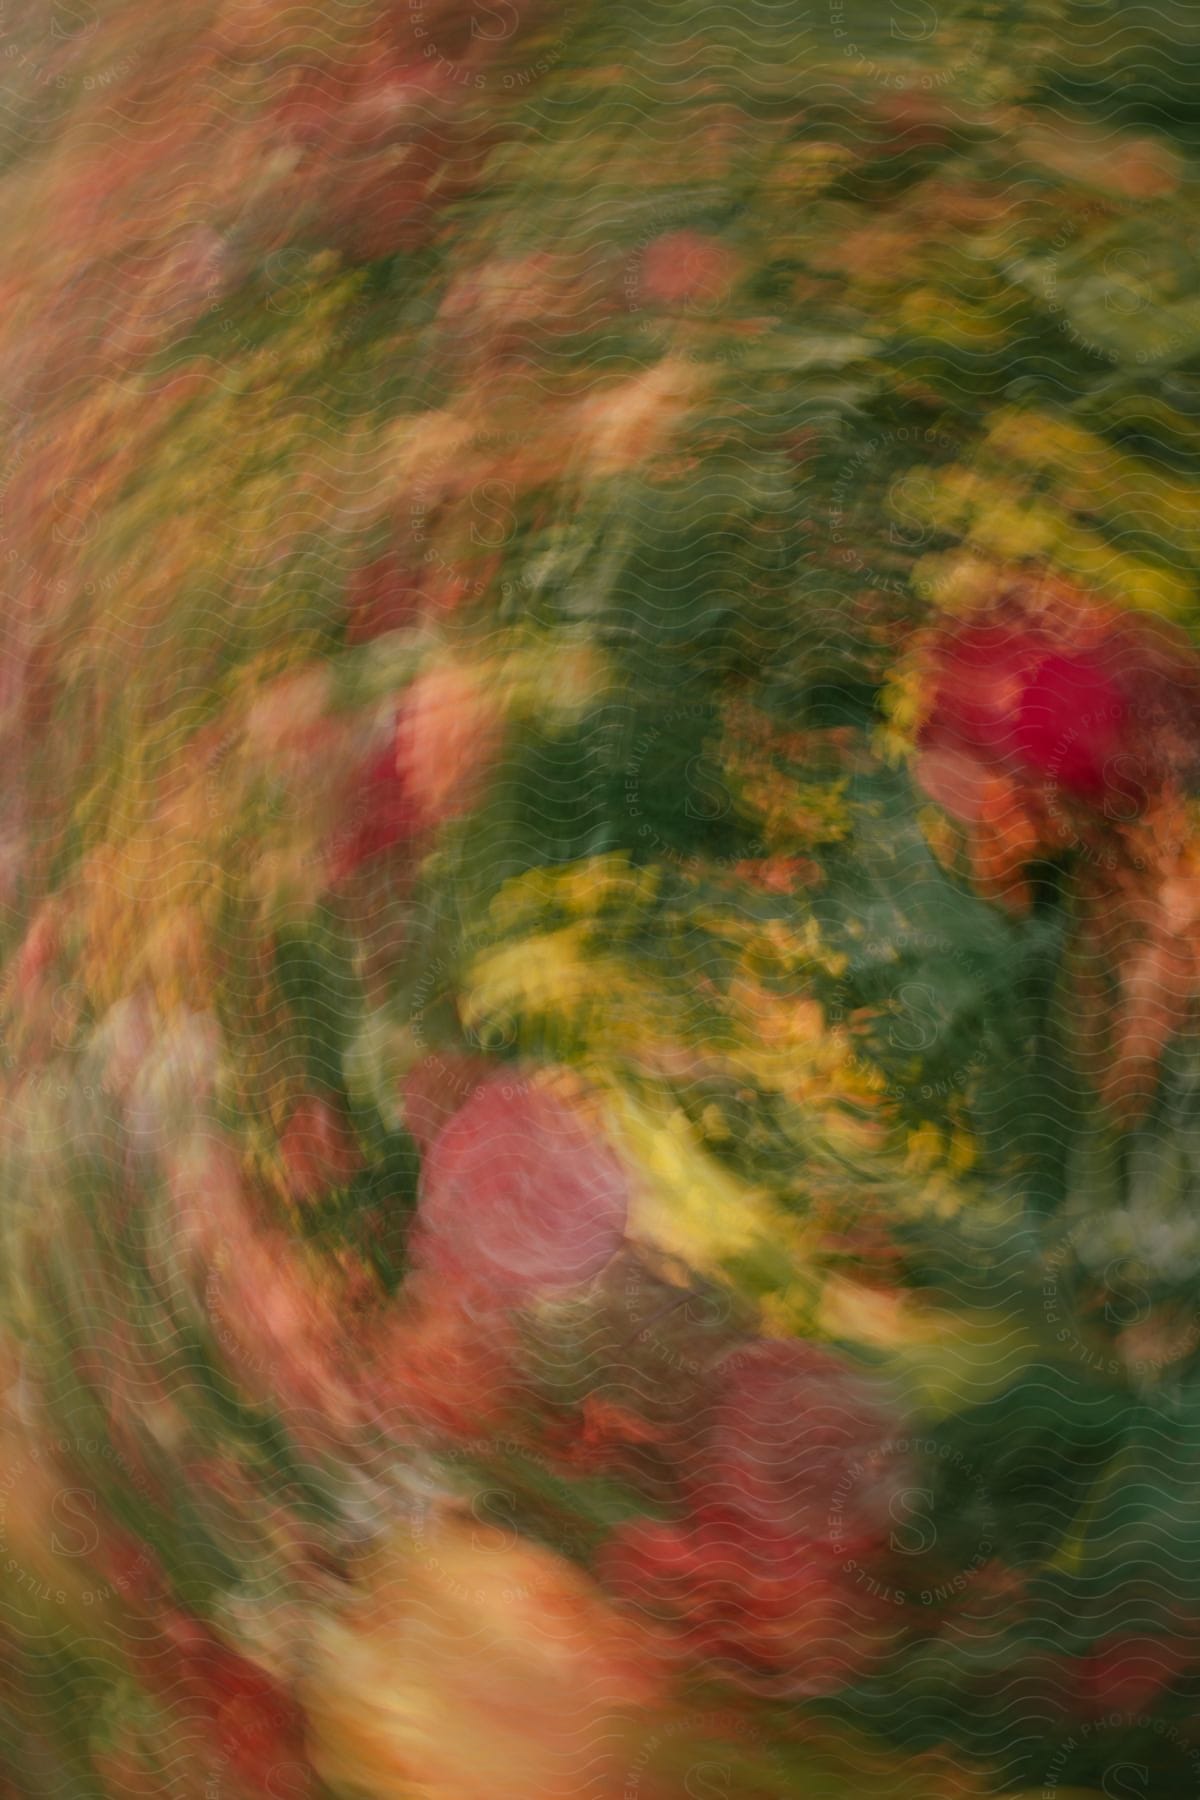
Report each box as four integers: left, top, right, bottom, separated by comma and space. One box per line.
970, 771, 1041, 912
636, 231, 740, 311
361, 1274, 519, 1441
305, 1515, 668, 1800
394, 662, 503, 832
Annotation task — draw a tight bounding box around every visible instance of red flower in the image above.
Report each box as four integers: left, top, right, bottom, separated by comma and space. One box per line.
279, 1095, 362, 1201
912, 573, 1200, 907
917, 576, 1200, 824
920, 624, 1126, 807
601, 1512, 899, 1696
1013, 651, 1126, 799
696, 1341, 901, 1546
327, 662, 501, 881
344, 552, 422, 644
412, 1075, 629, 1299
140, 1617, 310, 1798
1074, 1633, 1195, 1716
329, 738, 419, 881
598, 1341, 910, 1695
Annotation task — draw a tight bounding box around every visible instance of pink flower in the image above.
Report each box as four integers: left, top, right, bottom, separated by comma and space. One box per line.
413, 1076, 628, 1299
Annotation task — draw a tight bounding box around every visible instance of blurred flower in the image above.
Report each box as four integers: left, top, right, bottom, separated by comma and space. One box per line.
10, 901, 61, 1001
557, 1394, 666, 1472
602, 1511, 898, 1698
439, 249, 613, 364
362, 1271, 519, 1440
394, 660, 504, 832
1073, 1633, 1196, 1716
1015, 121, 1182, 200
911, 571, 1200, 908
600, 1340, 907, 1696
243, 666, 335, 761
76, 991, 154, 1103
1069, 811, 1200, 1120
574, 357, 703, 477
698, 1341, 901, 1543
728, 853, 823, 893
167, 1133, 361, 1438
305, 1514, 668, 1800
279, 1094, 362, 1202
330, 658, 503, 881
635, 231, 740, 311
412, 1073, 629, 1300
1115, 1301, 1200, 1378
138, 1613, 310, 1797
204, 1223, 360, 1433
329, 735, 420, 881
124, 1009, 222, 1155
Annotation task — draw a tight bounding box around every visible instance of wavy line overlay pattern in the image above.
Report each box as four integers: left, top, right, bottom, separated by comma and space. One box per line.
0, 0, 1199, 1795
